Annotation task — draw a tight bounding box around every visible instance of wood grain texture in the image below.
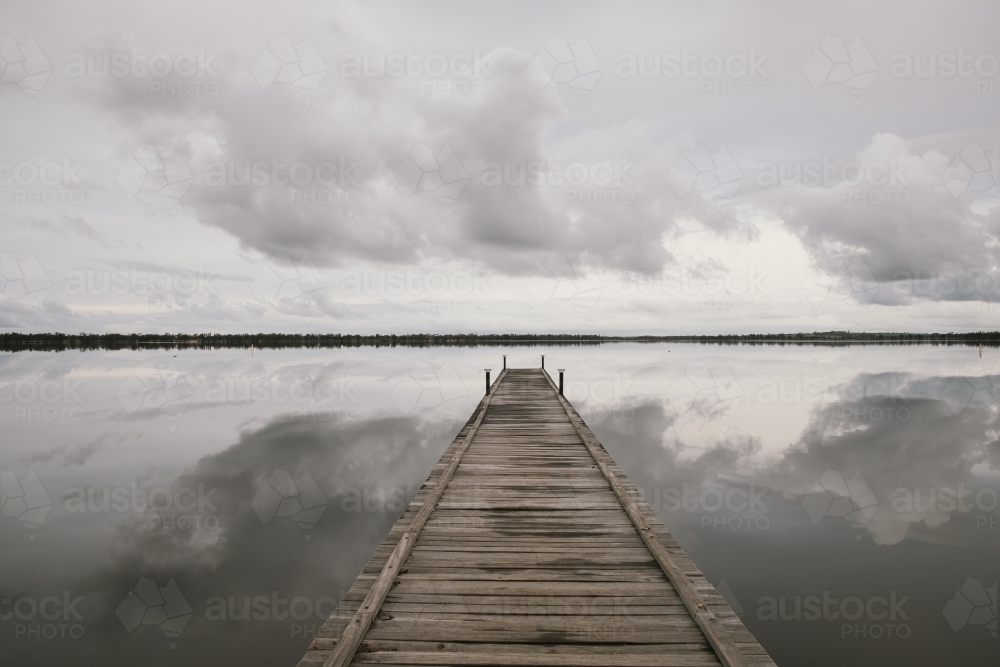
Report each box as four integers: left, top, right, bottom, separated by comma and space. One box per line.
294, 368, 774, 667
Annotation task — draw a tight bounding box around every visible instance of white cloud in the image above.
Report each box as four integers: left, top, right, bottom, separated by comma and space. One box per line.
1, 0, 999, 332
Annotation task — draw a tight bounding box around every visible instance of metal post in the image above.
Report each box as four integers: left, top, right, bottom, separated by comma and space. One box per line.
558, 369, 565, 395
503, 355, 506, 369
485, 369, 492, 395
541, 355, 545, 369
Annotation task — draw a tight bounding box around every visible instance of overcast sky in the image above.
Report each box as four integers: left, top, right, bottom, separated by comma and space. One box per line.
1, 0, 999, 334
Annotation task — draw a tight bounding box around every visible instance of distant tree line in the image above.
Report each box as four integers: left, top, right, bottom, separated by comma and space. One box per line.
0, 332, 611, 352
3, 331, 1000, 352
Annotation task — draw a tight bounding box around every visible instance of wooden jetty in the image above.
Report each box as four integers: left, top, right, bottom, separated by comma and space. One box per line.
297, 367, 775, 667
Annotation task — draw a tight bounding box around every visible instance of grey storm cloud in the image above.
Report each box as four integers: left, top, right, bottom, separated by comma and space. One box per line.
84, 39, 735, 277
3, 0, 1000, 333
0, 410, 462, 666
766, 134, 1000, 302
21, 434, 120, 467
756, 372, 1000, 545
590, 399, 762, 495
103, 411, 456, 571
588, 374, 1000, 546
49, 412, 459, 665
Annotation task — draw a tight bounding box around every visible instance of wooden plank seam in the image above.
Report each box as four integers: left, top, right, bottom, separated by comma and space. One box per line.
540, 369, 752, 667
321, 368, 509, 667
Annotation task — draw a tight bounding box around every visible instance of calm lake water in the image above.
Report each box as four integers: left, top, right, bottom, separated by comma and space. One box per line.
1, 343, 997, 666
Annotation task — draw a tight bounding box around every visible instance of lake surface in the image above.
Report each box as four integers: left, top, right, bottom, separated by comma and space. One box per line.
1, 343, 997, 666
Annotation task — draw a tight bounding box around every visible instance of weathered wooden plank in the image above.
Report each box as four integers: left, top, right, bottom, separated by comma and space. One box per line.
364, 617, 705, 643
352, 650, 722, 666
412, 538, 649, 546
380, 602, 693, 615
410, 544, 651, 553
385, 580, 679, 596
397, 553, 660, 567
373, 594, 685, 606
345, 640, 715, 654
298, 368, 773, 667
392, 568, 670, 582
318, 369, 509, 667
540, 370, 756, 667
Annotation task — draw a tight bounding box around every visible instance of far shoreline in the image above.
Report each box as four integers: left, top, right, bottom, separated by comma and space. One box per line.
3, 331, 1000, 352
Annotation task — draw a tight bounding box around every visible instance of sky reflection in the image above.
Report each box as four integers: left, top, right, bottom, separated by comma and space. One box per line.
1, 343, 997, 666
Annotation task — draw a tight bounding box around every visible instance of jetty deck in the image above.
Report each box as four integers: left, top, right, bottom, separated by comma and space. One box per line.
297, 368, 775, 667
